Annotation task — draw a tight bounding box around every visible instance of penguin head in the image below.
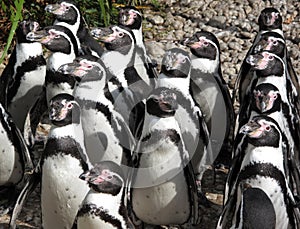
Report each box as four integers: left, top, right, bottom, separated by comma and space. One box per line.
183, 30, 220, 61
246, 51, 284, 77
79, 161, 124, 196
146, 88, 179, 118
118, 6, 142, 30
26, 25, 78, 55
58, 57, 107, 84
254, 32, 285, 58
258, 8, 282, 31
49, 93, 80, 127
45, 0, 79, 25
251, 83, 281, 114
161, 48, 191, 78
17, 20, 40, 43
91, 25, 135, 55
239, 115, 281, 147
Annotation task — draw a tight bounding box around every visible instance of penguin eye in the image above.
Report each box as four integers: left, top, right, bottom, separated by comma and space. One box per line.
265, 125, 271, 131
117, 32, 124, 38
268, 55, 274, 60
66, 103, 73, 109
181, 58, 186, 63
203, 41, 209, 46
272, 40, 278, 45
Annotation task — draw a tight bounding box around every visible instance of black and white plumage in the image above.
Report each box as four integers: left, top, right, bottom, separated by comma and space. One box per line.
77, 161, 132, 229
24, 24, 80, 145
0, 102, 33, 214
41, 93, 91, 229
26, 24, 79, 103
183, 30, 234, 166
234, 7, 284, 107
0, 20, 46, 132
118, 6, 158, 88
91, 25, 147, 137
59, 58, 134, 166
156, 47, 211, 184
218, 115, 300, 228
131, 87, 200, 227
45, 0, 104, 57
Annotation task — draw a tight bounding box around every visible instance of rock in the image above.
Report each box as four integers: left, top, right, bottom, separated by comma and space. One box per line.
147, 15, 164, 25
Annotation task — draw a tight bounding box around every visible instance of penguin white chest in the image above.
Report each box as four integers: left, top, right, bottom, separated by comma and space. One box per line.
132, 135, 191, 225
41, 154, 89, 229
0, 128, 22, 185
132, 172, 190, 225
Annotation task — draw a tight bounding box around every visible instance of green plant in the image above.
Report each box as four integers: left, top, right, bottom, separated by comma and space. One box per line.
0, 0, 24, 64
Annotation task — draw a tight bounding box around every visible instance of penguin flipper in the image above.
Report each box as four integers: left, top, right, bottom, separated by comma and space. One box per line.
9, 171, 40, 229
0, 48, 17, 108
23, 87, 48, 147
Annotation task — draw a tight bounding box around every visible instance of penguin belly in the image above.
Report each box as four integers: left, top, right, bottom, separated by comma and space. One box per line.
0, 128, 22, 186
8, 66, 46, 131
236, 177, 290, 229
132, 172, 190, 225
132, 141, 191, 225
41, 154, 89, 229
78, 216, 117, 229
81, 109, 123, 165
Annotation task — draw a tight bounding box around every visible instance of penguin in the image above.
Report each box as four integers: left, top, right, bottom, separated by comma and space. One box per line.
155, 47, 212, 186
183, 30, 234, 167
45, 0, 104, 57
24, 24, 80, 145
26, 24, 79, 103
234, 7, 284, 107
41, 93, 91, 229
59, 57, 134, 166
91, 24, 150, 101
0, 101, 33, 215
252, 31, 286, 57
91, 25, 148, 137
130, 87, 201, 227
231, 83, 300, 199
118, 6, 158, 88
218, 115, 300, 228
0, 20, 46, 132
77, 161, 132, 229
245, 51, 299, 136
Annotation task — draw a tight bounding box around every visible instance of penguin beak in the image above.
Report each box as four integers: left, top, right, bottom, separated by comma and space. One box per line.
91, 27, 115, 42
45, 3, 66, 15
258, 97, 269, 113
239, 120, 263, 138
26, 30, 50, 44
57, 63, 80, 75
182, 37, 197, 47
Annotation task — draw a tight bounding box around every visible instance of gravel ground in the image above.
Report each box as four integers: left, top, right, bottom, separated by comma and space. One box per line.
0, 0, 300, 228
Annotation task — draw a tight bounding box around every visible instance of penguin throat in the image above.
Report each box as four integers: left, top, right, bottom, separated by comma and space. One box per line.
191, 55, 218, 73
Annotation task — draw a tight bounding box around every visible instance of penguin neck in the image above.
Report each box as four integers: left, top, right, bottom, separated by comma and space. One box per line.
75, 80, 111, 106
261, 28, 284, 38
85, 187, 127, 224
132, 28, 145, 50
142, 112, 179, 136
16, 42, 43, 66
243, 144, 285, 173
191, 54, 218, 74
48, 121, 92, 168
47, 52, 76, 72
101, 45, 135, 84
156, 73, 190, 97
